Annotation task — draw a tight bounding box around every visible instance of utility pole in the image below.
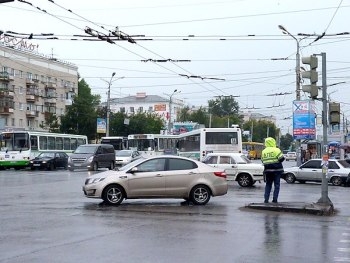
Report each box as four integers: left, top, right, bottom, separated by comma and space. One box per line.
318, 52, 332, 205
106, 72, 116, 137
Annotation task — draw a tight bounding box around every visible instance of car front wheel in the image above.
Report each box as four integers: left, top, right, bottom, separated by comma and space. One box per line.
285, 173, 296, 184
102, 185, 125, 205
190, 185, 211, 205
330, 176, 342, 186
237, 173, 253, 187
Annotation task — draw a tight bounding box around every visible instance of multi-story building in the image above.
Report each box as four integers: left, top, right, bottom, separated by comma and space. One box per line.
105, 92, 184, 130
0, 41, 78, 131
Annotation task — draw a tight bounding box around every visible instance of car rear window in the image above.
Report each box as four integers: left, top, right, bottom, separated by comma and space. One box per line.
168, 158, 197, 170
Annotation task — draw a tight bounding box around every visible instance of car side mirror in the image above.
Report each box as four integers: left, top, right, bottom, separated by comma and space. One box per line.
130, 167, 138, 173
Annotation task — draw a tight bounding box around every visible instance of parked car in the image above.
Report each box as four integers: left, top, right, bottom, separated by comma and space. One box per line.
285, 152, 297, 161
115, 150, 141, 167
29, 151, 69, 170
282, 159, 350, 186
83, 155, 228, 205
68, 144, 115, 171
202, 152, 264, 187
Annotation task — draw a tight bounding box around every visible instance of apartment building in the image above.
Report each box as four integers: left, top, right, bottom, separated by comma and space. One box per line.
0, 42, 78, 131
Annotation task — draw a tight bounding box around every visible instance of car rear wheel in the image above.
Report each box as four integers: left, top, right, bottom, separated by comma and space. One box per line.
237, 173, 253, 187
190, 185, 211, 205
102, 185, 125, 205
285, 173, 296, 184
330, 176, 342, 186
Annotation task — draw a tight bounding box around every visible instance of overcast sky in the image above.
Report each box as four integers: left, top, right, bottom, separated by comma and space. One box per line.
1, 0, 350, 133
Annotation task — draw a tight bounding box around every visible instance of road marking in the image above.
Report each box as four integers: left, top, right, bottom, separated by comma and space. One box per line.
334, 257, 350, 262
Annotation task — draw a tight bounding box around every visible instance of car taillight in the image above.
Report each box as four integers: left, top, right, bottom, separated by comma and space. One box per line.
214, 171, 227, 179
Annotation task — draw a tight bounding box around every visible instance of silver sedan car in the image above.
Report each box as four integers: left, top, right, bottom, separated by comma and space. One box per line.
282, 158, 350, 186
83, 155, 228, 205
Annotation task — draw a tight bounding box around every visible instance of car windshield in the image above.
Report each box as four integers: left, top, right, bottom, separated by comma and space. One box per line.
238, 154, 251, 163
74, 146, 96, 154
38, 152, 55, 158
116, 150, 132, 157
118, 157, 147, 171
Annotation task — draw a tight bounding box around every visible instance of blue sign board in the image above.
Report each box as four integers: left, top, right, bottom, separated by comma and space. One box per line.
293, 100, 316, 140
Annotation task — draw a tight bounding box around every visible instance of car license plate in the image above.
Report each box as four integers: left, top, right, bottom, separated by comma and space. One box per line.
33, 164, 40, 166
75, 164, 81, 166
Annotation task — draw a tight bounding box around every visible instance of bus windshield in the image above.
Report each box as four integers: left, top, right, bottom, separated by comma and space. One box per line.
0, 132, 30, 151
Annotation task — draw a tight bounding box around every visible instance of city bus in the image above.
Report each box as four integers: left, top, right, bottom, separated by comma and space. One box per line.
0, 130, 88, 169
100, 136, 128, 151
177, 126, 242, 161
127, 134, 179, 156
242, 141, 264, 159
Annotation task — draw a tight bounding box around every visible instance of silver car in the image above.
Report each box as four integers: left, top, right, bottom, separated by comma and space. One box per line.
83, 155, 228, 205
115, 150, 141, 166
282, 159, 350, 186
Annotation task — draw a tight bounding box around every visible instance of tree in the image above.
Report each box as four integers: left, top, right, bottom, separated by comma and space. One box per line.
40, 112, 60, 133
242, 119, 278, 143
60, 78, 101, 140
280, 133, 294, 151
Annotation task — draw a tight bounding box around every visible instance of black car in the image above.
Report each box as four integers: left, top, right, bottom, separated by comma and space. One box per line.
30, 152, 69, 170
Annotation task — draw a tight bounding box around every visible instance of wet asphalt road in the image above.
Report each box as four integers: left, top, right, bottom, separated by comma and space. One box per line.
0, 162, 350, 263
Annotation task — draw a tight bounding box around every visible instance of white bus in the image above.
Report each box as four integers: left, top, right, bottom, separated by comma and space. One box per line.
100, 136, 128, 151
0, 130, 88, 169
127, 134, 179, 156
177, 127, 242, 161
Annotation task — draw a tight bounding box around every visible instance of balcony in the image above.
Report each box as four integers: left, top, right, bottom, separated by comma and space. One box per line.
26, 110, 37, 118
0, 106, 14, 115
26, 95, 35, 102
46, 83, 57, 89
44, 97, 57, 104
26, 78, 34, 85
0, 72, 10, 82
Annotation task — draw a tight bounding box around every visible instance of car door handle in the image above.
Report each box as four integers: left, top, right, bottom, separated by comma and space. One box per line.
311, 170, 317, 171
329, 170, 334, 172
156, 174, 163, 177
188, 171, 195, 174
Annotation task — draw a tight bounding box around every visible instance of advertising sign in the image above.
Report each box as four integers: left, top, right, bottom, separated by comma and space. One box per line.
97, 118, 106, 134
293, 100, 316, 140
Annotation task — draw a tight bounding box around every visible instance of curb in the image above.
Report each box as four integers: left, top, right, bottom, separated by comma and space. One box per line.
245, 202, 335, 216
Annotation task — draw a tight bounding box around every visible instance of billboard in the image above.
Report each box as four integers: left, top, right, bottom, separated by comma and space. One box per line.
293, 100, 316, 140
97, 118, 106, 134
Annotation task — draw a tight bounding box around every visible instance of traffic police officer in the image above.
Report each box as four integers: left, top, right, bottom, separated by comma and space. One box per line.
261, 137, 285, 203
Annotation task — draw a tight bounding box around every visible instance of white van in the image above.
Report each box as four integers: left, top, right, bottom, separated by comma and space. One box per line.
203, 152, 264, 187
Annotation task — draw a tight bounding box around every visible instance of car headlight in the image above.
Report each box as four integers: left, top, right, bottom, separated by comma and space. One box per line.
86, 178, 105, 184
88, 156, 94, 162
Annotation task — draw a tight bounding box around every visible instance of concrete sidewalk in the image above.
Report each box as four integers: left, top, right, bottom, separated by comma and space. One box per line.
245, 201, 335, 216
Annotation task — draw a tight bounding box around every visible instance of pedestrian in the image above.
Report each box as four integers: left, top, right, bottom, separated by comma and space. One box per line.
261, 137, 285, 203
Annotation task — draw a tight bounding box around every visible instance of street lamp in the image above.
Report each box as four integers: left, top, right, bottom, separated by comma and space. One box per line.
278, 25, 301, 100
167, 89, 181, 133
278, 25, 302, 166
106, 72, 116, 137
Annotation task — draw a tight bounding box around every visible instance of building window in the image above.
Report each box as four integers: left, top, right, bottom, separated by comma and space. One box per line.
148, 106, 153, 112
130, 107, 134, 113
19, 119, 23, 127
11, 118, 15, 126
139, 107, 143, 113
19, 71, 23, 78
27, 72, 32, 80
120, 107, 125, 113
19, 86, 23, 94
19, 103, 24, 110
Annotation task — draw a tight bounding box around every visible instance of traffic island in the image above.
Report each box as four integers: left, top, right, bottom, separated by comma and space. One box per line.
245, 202, 335, 216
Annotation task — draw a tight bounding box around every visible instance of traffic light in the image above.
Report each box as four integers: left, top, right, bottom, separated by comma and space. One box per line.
301, 55, 318, 99
329, 102, 340, 124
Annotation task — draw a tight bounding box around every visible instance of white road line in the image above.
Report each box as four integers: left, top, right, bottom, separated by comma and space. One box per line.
334, 257, 350, 262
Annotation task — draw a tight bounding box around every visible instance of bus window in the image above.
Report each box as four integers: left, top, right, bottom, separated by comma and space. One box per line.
56, 137, 63, 150
30, 135, 38, 150
39, 136, 48, 150
64, 138, 70, 150
48, 137, 55, 150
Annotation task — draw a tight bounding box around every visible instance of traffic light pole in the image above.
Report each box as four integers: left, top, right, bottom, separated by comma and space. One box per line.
318, 52, 332, 205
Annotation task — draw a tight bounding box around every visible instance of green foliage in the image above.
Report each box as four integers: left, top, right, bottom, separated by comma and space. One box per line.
60, 78, 101, 140
280, 133, 294, 151
40, 112, 60, 133
242, 119, 278, 143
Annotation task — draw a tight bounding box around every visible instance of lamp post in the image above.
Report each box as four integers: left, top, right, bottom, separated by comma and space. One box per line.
167, 89, 180, 133
106, 72, 116, 137
278, 25, 302, 166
